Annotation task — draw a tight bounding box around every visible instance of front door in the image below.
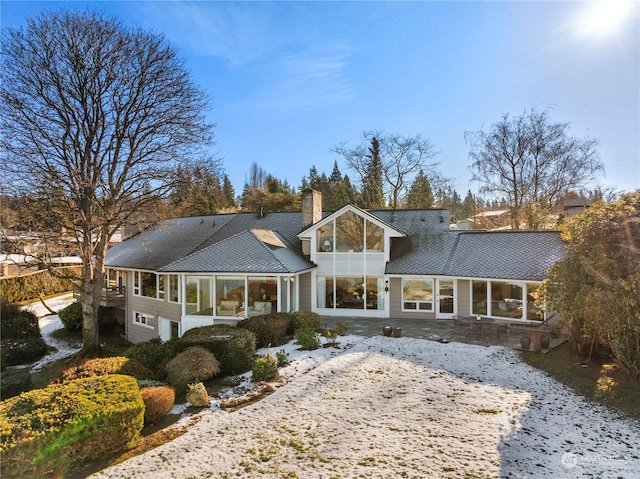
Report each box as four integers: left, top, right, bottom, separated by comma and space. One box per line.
436, 279, 455, 319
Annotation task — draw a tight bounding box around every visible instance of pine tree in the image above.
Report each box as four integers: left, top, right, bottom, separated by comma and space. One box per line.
222, 174, 235, 207
405, 170, 434, 209
361, 137, 385, 209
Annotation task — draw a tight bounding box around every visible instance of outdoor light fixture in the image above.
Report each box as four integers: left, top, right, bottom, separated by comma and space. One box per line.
384, 280, 389, 292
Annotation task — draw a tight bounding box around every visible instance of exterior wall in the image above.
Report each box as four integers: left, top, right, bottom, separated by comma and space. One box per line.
457, 279, 471, 317
124, 271, 182, 344
298, 271, 311, 311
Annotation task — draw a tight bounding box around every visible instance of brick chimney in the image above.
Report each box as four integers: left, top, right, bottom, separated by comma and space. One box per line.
301, 188, 322, 228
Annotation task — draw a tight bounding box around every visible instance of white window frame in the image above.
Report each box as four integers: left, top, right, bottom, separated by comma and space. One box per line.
132, 270, 165, 300
133, 311, 156, 329
401, 277, 435, 312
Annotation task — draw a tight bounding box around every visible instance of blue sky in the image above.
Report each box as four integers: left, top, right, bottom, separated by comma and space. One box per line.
2, 1, 639, 197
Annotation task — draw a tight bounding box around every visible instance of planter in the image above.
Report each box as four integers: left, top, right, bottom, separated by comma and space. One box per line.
541, 335, 550, 349
520, 336, 531, 349
393, 327, 402, 338
382, 326, 393, 337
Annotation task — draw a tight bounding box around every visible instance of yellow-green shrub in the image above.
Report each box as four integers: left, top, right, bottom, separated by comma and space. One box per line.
140, 386, 175, 424
0, 374, 144, 478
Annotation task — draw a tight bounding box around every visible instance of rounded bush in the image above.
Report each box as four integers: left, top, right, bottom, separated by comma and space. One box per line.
295, 329, 320, 351
237, 313, 291, 348
289, 311, 320, 334
252, 353, 279, 382
178, 325, 256, 375
0, 299, 42, 340
1, 337, 48, 368
125, 337, 176, 381
165, 346, 220, 387
140, 385, 175, 424
58, 302, 83, 330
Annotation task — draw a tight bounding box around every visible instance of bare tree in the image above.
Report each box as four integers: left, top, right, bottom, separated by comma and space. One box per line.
333, 131, 441, 209
466, 108, 603, 230
1, 10, 213, 358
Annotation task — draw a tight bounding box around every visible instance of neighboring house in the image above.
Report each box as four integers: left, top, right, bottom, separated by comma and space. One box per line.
104, 190, 564, 344
563, 198, 592, 218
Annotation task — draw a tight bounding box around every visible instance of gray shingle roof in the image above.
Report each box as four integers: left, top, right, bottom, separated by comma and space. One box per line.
160, 229, 313, 273
443, 231, 565, 281
105, 209, 563, 281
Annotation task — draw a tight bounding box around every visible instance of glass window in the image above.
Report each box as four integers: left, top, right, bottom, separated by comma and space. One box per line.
248, 277, 277, 315
366, 276, 384, 310
133, 271, 141, 295
335, 276, 365, 309
402, 278, 434, 311
472, 281, 487, 315
133, 311, 155, 328
141, 272, 157, 298
168, 275, 180, 303
526, 283, 543, 321
317, 276, 333, 308
158, 275, 165, 300
215, 277, 244, 317
491, 281, 523, 319
335, 211, 364, 252
366, 221, 384, 252
185, 276, 213, 316
317, 222, 334, 252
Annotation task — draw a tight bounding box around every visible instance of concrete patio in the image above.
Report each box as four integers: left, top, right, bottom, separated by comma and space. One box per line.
319, 315, 566, 352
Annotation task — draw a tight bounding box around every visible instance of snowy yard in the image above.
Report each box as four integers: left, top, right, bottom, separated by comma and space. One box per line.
91, 336, 640, 478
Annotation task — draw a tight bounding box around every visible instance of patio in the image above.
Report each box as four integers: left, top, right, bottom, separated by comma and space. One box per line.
319, 315, 566, 352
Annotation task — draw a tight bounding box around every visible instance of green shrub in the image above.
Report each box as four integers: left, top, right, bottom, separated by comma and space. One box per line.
252, 352, 279, 382
57, 356, 155, 382
58, 301, 83, 330
165, 347, 220, 387
295, 329, 320, 351
276, 349, 289, 367
0, 374, 144, 478
125, 337, 176, 381
237, 313, 291, 348
1, 337, 48, 368
140, 385, 175, 424
0, 299, 42, 339
178, 325, 256, 375
289, 311, 320, 334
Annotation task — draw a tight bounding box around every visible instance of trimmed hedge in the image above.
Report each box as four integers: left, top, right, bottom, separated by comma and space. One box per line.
237, 313, 292, 348
57, 356, 155, 383
0, 374, 144, 477
0, 267, 79, 303
178, 325, 256, 375
289, 311, 321, 333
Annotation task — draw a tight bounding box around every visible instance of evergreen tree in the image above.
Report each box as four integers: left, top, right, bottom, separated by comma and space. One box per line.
405, 170, 434, 209
361, 137, 385, 209
222, 174, 235, 207
461, 190, 475, 219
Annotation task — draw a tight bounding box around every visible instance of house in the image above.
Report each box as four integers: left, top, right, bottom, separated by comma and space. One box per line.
104, 190, 564, 343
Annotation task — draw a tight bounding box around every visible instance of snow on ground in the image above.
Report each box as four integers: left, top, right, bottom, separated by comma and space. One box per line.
19, 294, 81, 371
93, 336, 640, 479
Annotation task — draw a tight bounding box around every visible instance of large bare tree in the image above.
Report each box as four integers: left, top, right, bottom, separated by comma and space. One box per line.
333, 131, 442, 209
1, 10, 213, 358
465, 108, 603, 230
